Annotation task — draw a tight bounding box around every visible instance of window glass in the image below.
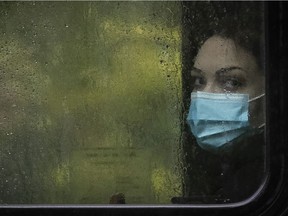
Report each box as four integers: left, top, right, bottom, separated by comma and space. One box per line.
0, 1, 182, 204
0, 1, 266, 205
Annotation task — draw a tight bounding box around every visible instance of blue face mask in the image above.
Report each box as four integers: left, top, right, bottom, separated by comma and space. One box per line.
186, 91, 264, 153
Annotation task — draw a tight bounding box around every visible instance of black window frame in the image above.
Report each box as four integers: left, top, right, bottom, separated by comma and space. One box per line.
1, 1, 288, 216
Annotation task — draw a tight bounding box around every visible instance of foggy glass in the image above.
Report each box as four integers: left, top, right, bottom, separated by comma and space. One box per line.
0, 2, 182, 204
0, 1, 266, 206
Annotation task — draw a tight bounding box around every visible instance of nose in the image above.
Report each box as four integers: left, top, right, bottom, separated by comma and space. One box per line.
202, 81, 222, 93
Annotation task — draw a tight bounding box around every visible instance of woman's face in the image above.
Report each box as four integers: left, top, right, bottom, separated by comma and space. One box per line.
191, 35, 265, 126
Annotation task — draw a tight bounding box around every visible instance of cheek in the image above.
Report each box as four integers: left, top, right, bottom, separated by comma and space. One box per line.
247, 77, 265, 127
246, 75, 265, 98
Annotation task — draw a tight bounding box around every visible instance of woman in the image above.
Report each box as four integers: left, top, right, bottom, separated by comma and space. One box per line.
181, 2, 266, 203
187, 35, 265, 154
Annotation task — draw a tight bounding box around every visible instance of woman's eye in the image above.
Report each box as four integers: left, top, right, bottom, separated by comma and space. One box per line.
219, 77, 245, 91
192, 76, 205, 90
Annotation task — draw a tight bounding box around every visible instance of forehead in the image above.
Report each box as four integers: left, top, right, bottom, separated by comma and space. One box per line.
194, 36, 258, 74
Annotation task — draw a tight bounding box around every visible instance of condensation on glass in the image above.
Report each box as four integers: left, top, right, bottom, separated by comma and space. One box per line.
0, 1, 182, 204
0, 1, 266, 205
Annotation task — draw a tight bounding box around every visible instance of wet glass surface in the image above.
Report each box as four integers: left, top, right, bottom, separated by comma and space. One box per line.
0, 1, 182, 204
0, 1, 266, 205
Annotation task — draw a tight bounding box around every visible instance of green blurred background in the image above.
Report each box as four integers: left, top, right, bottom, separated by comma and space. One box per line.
0, 1, 183, 204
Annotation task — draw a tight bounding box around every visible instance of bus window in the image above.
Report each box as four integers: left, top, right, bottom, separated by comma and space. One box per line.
0, 0, 275, 208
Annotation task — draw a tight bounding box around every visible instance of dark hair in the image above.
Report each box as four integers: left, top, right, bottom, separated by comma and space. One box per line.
182, 1, 265, 71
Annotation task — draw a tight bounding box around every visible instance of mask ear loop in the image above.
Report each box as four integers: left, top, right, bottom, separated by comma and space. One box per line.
248, 93, 266, 129
248, 93, 265, 102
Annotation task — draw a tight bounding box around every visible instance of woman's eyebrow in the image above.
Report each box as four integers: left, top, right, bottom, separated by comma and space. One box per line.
215, 66, 247, 75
